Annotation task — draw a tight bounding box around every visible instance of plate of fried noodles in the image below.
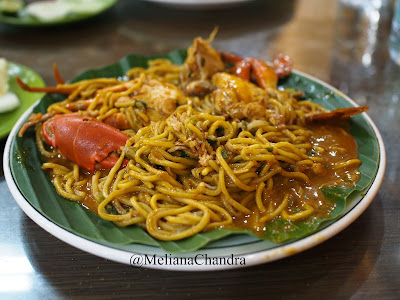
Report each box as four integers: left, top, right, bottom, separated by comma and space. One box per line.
4, 32, 385, 270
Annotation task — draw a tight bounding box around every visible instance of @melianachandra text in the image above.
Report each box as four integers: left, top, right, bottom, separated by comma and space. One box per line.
130, 254, 245, 267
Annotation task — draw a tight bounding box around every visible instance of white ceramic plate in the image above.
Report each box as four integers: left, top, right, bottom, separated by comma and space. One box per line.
4, 71, 386, 271
142, 0, 255, 10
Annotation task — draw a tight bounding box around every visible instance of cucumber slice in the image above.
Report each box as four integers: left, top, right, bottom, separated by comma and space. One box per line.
0, 58, 8, 95
24, 0, 109, 21
0, 92, 20, 113
24, 1, 70, 21
59, 0, 108, 14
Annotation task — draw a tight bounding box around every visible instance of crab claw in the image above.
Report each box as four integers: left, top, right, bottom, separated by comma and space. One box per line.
221, 52, 291, 89
249, 58, 278, 89
42, 114, 129, 172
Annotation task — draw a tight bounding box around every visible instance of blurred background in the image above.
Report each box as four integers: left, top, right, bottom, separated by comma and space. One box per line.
0, 0, 399, 298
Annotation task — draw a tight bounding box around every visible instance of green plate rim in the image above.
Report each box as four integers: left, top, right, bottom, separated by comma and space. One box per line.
0, 0, 117, 26
0, 61, 45, 139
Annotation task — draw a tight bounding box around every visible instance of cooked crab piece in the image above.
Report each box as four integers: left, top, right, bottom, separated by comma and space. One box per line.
181, 31, 225, 96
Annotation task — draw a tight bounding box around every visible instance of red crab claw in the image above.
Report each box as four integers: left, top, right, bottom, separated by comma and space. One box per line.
221, 52, 251, 81
42, 114, 129, 172
230, 59, 251, 81
221, 52, 292, 89
248, 58, 278, 89
273, 54, 293, 79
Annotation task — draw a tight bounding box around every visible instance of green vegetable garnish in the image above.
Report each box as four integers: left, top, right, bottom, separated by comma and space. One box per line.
105, 204, 117, 215
179, 150, 190, 158
206, 138, 217, 147
221, 150, 230, 159
134, 100, 147, 109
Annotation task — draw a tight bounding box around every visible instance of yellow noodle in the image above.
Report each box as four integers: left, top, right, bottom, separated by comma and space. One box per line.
281, 203, 315, 221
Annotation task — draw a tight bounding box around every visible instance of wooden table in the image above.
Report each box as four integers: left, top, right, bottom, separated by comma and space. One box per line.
1, 0, 399, 298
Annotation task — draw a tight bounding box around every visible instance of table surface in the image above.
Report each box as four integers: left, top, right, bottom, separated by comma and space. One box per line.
1, 0, 399, 298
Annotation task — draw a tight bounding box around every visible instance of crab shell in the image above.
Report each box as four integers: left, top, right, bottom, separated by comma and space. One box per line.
42, 114, 129, 172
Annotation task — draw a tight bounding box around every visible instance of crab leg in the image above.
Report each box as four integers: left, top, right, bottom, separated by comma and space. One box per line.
53, 63, 65, 84
102, 112, 131, 130
18, 112, 55, 137
249, 58, 278, 89
220, 52, 244, 64
306, 106, 369, 122
273, 54, 293, 78
15, 76, 75, 94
